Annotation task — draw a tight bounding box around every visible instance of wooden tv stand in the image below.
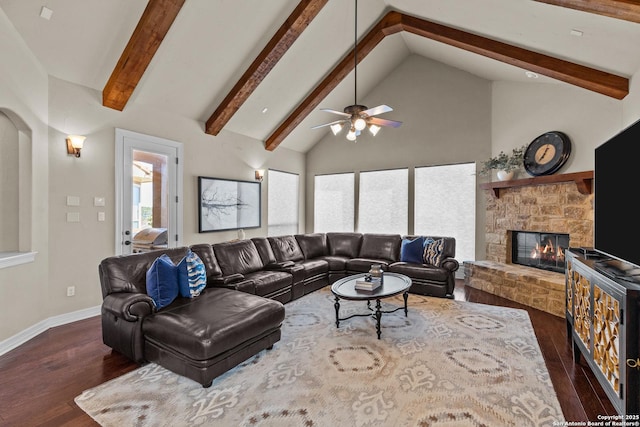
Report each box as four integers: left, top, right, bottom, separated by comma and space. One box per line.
565, 248, 640, 415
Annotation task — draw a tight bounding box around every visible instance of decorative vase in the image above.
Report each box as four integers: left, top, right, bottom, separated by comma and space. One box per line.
496, 170, 514, 181
237, 229, 245, 240
369, 264, 383, 278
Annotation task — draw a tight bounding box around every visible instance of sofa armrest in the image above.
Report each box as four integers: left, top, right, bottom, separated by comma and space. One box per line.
102, 292, 155, 322
440, 257, 460, 272
210, 273, 245, 286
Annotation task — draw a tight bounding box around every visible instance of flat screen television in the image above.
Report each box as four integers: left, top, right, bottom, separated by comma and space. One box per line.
594, 117, 640, 283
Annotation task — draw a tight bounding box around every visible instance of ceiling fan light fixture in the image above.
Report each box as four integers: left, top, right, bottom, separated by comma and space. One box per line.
311, 0, 401, 142
353, 117, 367, 131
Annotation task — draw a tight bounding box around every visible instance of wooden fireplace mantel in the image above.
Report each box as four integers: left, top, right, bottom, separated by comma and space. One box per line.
479, 171, 594, 198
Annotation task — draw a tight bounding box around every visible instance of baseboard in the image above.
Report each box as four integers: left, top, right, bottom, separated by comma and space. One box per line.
0, 305, 101, 357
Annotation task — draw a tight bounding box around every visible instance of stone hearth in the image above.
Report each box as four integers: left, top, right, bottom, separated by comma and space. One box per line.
464, 261, 565, 317
465, 174, 593, 317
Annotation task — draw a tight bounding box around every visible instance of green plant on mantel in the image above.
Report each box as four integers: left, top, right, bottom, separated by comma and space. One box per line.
479, 145, 527, 176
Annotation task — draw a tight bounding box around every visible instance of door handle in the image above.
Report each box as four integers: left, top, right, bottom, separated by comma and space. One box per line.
124, 240, 131, 245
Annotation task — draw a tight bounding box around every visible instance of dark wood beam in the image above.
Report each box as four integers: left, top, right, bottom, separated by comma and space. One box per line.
533, 0, 640, 24
264, 12, 402, 151
102, 0, 185, 111
204, 0, 330, 136
400, 13, 629, 99
263, 11, 628, 151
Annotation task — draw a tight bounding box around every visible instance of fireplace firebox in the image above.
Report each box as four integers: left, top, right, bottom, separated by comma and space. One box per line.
510, 230, 569, 273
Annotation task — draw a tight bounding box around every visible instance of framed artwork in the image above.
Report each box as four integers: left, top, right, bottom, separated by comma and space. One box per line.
198, 176, 261, 232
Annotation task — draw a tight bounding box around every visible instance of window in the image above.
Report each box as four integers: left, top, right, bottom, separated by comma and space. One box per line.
314, 173, 355, 232
415, 163, 476, 264
268, 170, 299, 236
358, 168, 408, 234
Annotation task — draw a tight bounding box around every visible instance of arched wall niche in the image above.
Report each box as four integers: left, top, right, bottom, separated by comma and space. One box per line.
0, 107, 33, 260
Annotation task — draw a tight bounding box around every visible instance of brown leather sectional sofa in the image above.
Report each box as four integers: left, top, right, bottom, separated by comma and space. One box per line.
98, 232, 458, 387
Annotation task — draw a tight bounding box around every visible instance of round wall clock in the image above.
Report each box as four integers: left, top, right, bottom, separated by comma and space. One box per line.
523, 131, 571, 176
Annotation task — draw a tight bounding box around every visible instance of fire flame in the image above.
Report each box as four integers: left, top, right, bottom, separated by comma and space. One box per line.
530, 238, 565, 262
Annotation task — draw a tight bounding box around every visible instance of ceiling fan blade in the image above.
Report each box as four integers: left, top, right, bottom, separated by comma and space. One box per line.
369, 117, 402, 128
311, 119, 347, 130
319, 108, 350, 117
361, 104, 392, 117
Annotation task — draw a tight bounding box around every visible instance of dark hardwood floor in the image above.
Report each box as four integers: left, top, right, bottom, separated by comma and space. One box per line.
0, 280, 616, 426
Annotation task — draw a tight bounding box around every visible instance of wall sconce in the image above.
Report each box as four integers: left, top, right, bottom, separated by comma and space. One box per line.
66, 135, 86, 158
255, 169, 265, 182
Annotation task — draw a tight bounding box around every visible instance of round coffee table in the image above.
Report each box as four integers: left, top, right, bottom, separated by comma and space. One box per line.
331, 272, 412, 339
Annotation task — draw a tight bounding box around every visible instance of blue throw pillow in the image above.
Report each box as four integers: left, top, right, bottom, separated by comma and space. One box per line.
400, 236, 425, 264
423, 238, 445, 267
146, 254, 179, 309
178, 250, 207, 298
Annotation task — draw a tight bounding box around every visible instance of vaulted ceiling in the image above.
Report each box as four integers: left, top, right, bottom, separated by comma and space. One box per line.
2, 0, 639, 152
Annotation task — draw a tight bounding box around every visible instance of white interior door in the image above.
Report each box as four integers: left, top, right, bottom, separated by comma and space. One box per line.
115, 129, 183, 255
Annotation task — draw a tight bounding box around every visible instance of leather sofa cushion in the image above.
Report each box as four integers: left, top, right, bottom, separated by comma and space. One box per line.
389, 262, 449, 281
234, 280, 257, 294
244, 270, 292, 297
298, 259, 329, 278
359, 234, 401, 262
295, 233, 328, 259
268, 236, 304, 262
214, 240, 264, 275
319, 255, 349, 272
326, 233, 362, 258
251, 237, 277, 265
143, 287, 284, 361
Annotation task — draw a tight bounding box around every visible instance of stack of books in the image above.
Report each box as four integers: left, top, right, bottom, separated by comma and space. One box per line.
355, 276, 382, 291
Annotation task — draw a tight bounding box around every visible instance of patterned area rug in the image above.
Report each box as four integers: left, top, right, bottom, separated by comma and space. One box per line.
76, 288, 565, 426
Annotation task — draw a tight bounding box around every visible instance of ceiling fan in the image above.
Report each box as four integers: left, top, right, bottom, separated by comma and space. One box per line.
311, 0, 401, 142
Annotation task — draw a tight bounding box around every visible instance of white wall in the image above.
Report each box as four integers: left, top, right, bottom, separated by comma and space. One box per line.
491, 81, 623, 174
305, 55, 493, 258
623, 70, 640, 128
44, 77, 305, 319
0, 8, 50, 340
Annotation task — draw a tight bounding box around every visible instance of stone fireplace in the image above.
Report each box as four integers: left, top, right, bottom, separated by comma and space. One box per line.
464, 172, 593, 317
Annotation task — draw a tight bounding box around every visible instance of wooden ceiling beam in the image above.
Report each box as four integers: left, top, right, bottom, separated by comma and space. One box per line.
533, 0, 640, 24
101, 0, 631, 150
102, 0, 185, 111
264, 12, 403, 151
264, 11, 628, 151
204, 0, 330, 136
400, 14, 629, 99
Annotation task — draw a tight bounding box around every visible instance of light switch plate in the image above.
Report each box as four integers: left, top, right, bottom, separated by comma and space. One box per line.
94, 197, 105, 207
98, 211, 105, 222
66, 196, 80, 206
67, 212, 80, 222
